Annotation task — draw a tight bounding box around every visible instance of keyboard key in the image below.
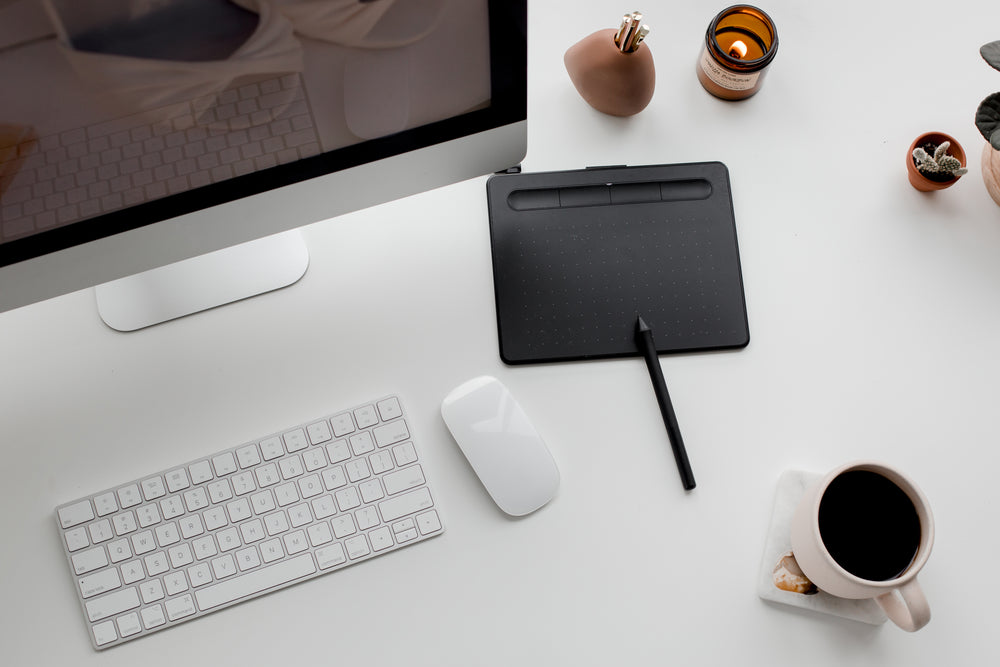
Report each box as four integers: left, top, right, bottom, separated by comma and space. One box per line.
326, 440, 351, 463
335, 487, 361, 511
208, 479, 234, 504
160, 496, 185, 520
139, 579, 164, 604
195, 553, 316, 610
356, 506, 380, 531
331, 514, 356, 538
187, 563, 213, 588
118, 612, 143, 638
250, 490, 276, 515
79, 568, 122, 599
131, 530, 156, 555
373, 420, 409, 448
417, 510, 442, 535
121, 560, 145, 585
141, 604, 166, 630
283, 530, 308, 554
164, 468, 190, 493
302, 449, 327, 472
136, 504, 161, 528
315, 544, 346, 570
354, 404, 379, 428
118, 484, 142, 509
349, 431, 375, 455
344, 535, 370, 560
168, 544, 194, 569
93, 620, 117, 646
59, 500, 94, 528
108, 538, 133, 563
278, 455, 305, 480
330, 413, 355, 436
183, 487, 209, 512
93, 492, 119, 517
378, 488, 433, 522
345, 459, 371, 483
231, 472, 256, 496
226, 498, 253, 523
235, 547, 261, 571
164, 572, 189, 596
201, 507, 228, 530
283, 428, 309, 452
369, 451, 394, 475
235, 444, 261, 469
72, 546, 109, 575
306, 420, 332, 444
164, 594, 197, 621
369, 526, 394, 552
145, 551, 169, 576
260, 539, 284, 563
154, 522, 180, 547
299, 474, 322, 498
212, 554, 238, 579
141, 477, 166, 500
86, 586, 140, 622
255, 463, 280, 487
260, 437, 284, 460
359, 479, 384, 503
65, 527, 89, 552
383, 465, 426, 496
240, 519, 266, 544
212, 452, 238, 477
188, 461, 213, 484
307, 522, 332, 547
89, 520, 113, 545
376, 397, 402, 421
274, 483, 299, 507
321, 466, 347, 490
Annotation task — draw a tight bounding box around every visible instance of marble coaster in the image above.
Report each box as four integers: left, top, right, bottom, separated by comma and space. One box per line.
757, 470, 886, 625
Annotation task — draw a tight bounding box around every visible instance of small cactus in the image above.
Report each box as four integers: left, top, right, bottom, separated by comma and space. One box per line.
912, 141, 968, 178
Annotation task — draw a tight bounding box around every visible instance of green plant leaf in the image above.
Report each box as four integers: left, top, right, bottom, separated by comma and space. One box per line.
982, 41, 1000, 71
976, 92, 1000, 145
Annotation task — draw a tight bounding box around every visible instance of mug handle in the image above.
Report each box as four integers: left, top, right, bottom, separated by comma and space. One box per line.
874, 579, 931, 632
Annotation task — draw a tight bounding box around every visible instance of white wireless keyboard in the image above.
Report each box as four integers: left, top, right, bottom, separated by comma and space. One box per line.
55, 395, 443, 650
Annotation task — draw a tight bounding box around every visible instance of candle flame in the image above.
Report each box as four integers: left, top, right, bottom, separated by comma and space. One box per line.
729, 40, 748, 59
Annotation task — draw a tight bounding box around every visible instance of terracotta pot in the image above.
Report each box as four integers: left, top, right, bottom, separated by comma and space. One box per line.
564, 29, 655, 117
906, 132, 966, 192
982, 142, 1000, 206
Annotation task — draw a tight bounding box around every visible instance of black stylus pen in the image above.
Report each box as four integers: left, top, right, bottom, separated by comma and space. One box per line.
635, 315, 696, 490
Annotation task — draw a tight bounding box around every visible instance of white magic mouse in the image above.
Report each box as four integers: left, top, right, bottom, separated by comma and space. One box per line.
441, 376, 560, 516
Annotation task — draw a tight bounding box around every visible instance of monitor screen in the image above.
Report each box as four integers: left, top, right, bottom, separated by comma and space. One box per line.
0, 0, 527, 322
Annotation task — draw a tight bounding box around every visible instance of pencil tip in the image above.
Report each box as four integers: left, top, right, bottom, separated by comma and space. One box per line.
635, 314, 650, 333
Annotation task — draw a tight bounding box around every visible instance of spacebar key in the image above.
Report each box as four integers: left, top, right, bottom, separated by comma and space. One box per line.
195, 553, 317, 610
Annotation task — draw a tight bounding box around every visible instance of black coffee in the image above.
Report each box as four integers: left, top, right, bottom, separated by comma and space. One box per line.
817, 470, 921, 581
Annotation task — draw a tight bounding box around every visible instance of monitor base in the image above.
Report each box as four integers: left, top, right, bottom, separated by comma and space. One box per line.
95, 230, 309, 332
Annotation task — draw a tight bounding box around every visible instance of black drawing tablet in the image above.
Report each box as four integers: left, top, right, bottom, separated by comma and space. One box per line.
486, 162, 749, 364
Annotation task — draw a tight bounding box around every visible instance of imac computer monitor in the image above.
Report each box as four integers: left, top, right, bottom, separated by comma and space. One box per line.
0, 0, 527, 329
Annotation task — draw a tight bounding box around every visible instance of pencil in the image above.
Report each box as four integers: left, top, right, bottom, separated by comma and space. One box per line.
635, 315, 696, 491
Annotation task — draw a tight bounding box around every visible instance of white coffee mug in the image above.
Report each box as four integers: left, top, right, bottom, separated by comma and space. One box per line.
790, 461, 934, 632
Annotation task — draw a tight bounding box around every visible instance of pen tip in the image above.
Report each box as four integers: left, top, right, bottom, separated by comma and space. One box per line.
635, 315, 650, 333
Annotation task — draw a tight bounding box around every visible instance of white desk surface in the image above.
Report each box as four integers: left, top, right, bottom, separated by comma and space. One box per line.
2, 0, 998, 663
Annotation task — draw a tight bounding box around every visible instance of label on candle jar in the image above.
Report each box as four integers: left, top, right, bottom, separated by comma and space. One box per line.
698, 48, 760, 91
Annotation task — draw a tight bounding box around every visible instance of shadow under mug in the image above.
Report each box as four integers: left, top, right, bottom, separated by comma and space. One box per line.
789, 461, 935, 632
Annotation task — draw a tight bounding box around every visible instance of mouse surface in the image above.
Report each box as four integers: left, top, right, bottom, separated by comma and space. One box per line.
441, 376, 559, 516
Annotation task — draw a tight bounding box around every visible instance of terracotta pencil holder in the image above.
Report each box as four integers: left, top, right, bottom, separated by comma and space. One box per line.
564, 28, 655, 117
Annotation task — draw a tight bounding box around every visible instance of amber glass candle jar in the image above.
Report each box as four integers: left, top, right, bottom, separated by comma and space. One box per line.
696, 5, 778, 101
